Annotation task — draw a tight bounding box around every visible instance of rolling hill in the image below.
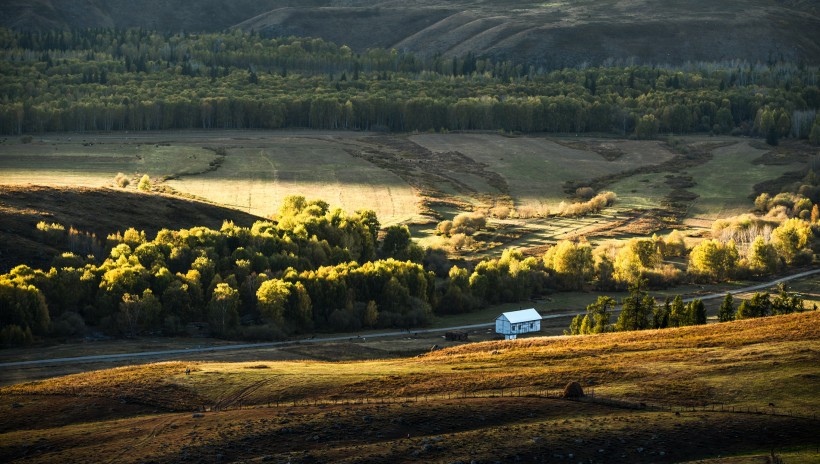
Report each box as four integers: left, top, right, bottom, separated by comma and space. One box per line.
1, 311, 818, 462
0, 185, 263, 273
3, 0, 820, 66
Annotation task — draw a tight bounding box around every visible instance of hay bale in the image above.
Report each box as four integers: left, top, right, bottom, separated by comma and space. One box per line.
562, 382, 584, 398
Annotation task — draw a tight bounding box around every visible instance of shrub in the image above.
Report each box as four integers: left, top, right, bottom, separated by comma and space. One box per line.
490, 205, 511, 219
137, 174, 151, 191
0, 324, 33, 347
50, 312, 86, 338
575, 187, 595, 200
558, 191, 616, 217
36, 221, 66, 245
114, 172, 130, 188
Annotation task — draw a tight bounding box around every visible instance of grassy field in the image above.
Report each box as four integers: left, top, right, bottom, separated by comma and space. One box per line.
0, 132, 420, 225
684, 141, 801, 221
1, 132, 812, 263
1, 312, 818, 463
410, 134, 677, 210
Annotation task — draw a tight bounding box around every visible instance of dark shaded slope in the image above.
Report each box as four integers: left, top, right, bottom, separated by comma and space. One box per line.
2, 0, 819, 66
0, 185, 263, 272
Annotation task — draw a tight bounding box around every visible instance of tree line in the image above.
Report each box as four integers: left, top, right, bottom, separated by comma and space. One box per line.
0, 197, 553, 346
1, 192, 817, 346
1, 28, 820, 140
567, 281, 809, 336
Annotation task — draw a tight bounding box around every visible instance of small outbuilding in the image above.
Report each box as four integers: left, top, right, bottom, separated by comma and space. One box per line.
495, 308, 542, 340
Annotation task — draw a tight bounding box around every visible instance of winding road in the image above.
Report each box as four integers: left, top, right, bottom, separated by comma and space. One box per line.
1, 268, 817, 369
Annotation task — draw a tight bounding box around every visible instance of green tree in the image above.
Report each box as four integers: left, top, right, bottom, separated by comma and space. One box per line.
771, 284, 804, 315
736, 292, 771, 319
652, 297, 670, 329
364, 300, 379, 328
635, 114, 659, 139
208, 283, 239, 336
770, 218, 813, 264
543, 240, 594, 290
616, 279, 652, 332
256, 279, 291, 325
614, 238, 662, 284
717, 293, 735, 322
668, 295, 686, 327
569, 296, 616, 335
381, 225, 412, 260
746, 236, 778, 275
118, 289, 161, 337
686, 299, 707, 325
688, 239, 739, 281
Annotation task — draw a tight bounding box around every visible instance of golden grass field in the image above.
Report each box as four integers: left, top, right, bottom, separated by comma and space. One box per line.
1, 312, 818, 463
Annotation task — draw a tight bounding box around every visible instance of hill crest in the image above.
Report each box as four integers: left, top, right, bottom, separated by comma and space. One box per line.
3, 1, 820, 66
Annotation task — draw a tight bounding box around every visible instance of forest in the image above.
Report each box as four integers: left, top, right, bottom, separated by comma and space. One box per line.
1, 190, 817, 346
1, 28, 820, 140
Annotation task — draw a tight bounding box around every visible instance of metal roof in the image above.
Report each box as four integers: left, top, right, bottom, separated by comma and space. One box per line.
497, 308, 542, 324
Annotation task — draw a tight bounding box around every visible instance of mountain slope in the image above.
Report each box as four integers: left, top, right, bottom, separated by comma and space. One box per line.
2, 1, 819, 66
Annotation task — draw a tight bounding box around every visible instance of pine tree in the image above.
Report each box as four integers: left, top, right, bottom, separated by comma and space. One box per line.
616, 279, 650, 331
687, 299, 707, 325
652, 297, 670, 328
668, 295, 686, 327
717, 293, 735, 322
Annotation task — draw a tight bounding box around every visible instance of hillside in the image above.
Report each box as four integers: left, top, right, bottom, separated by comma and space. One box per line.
3, 0, 820, 66
1, 312, 818, 462
0, 185, 263, 273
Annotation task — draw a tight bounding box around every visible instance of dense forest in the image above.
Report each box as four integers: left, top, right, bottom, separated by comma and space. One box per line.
2, 192, 818, 346
1, 28, 820, 140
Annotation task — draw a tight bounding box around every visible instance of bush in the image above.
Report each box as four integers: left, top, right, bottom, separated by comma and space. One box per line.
114, 172, 130, 188
50, 312, 87, 338
238, 323, 286, 341
0, 324, 33, 347
490, 205, 511, 219
558, 191, 617, 217
137, 174, 151, 191
575, 187, 595, 200
20, 135, 33, 144
36, 221, 66, 245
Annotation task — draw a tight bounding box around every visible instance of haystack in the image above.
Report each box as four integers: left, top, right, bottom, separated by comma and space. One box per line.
562, 381, 584, 398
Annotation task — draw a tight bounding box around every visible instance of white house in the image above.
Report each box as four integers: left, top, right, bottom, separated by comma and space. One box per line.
495, 308, 542, 340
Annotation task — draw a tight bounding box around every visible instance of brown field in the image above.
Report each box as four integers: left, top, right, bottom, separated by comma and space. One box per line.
1, 312, 818, 463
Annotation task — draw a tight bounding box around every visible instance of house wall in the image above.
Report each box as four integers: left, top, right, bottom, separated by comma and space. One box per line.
496, 316, 541, 335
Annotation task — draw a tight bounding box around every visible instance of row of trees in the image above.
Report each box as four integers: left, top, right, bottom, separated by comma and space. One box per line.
2, 28, 819, 138
0, 197, 554, 345
1, 173, 818, 346
568, 281, 808, 336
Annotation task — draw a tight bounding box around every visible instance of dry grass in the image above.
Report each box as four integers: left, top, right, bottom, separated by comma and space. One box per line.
0, 132, 420, 225
2, 312, 819, 463
5, 312, 818, 410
